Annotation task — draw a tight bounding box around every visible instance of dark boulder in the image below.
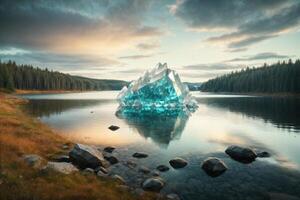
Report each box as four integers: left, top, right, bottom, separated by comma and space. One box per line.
201, 157, 227, 177
104, 155, 119, 165
156, 165, 170, 172
132, 152, 148, 158
108, 125, 119, 131
142, 177, 164, 192
103, 146, 116, 153
69, 143, 106, 169
169, 157, 188, 169
225, 145, 257, 163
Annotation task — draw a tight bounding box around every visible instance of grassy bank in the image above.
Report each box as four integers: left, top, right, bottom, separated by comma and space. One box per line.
0, 93, 157, 200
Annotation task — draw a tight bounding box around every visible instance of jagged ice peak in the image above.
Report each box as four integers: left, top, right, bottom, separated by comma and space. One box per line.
117, 63, 198, 114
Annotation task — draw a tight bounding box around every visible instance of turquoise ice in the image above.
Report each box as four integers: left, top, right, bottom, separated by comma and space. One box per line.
117, 63, 198, 115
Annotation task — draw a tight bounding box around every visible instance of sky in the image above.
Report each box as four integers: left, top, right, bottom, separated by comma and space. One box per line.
0, 0, 300, 82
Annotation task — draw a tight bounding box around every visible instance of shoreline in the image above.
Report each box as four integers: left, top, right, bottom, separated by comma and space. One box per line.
0, 93, 157, 200
13, 89, 300, 97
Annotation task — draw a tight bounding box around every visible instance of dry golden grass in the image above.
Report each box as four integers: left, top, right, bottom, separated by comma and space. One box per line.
0, 93, 159, 200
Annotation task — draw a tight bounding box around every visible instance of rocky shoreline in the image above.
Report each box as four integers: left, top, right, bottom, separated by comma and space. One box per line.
23, 137, 270, 200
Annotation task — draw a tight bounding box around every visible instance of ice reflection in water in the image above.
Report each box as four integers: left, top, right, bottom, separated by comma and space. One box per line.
116, 110, 189, 147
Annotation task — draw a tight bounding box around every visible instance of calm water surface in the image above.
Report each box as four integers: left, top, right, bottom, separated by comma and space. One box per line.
21, 91, 300, 200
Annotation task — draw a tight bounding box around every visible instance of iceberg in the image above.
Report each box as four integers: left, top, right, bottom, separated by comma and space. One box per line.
117, 63, 198, 115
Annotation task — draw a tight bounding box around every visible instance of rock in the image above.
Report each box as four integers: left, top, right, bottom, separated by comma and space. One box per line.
167, 193, 181, 200
123, 160, 137, 168
108, 125, 119, 131
201, 157, 227, 177
53, 155, 70, 163
152, 171, 160, 176
104, 155, 119, 165
82, 168, 95, 175
156, 165, 170, 172
225, 145, 257, 163
112, 175, 125, 184
138, 166, 151, 174
97, 170, 108, 178
169, 157, 188, 169
257, 151, 271, 158
132, 152, 148, 158
133, 188, 144, 196
95, 166, 109, 174
69, 143, 106, 169
142, 177, 164, 192
44, 162, 78, 174
103, 146, 116, 153
23, 154, 43, 168
62, 144, 69, 150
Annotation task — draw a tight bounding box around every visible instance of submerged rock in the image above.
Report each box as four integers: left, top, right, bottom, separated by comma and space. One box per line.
142, 177, 164, 192
132, 152, 148, 158
23, 154, 43, 168
152, 171, 160, 176
169, 157, 188, 169
156, 165, 170, 172
108, 125, 120, 131
225, 145, 257, 163
44, 162, 78, 174
201, 157, 227, 177
69, 143, 106, 169
104, 155, 119, 165
123, 160, 137, 168
103, 146, 116, 153
138, 166, 151, 174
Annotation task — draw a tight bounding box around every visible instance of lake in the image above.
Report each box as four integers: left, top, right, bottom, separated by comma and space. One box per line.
21, 91, 300, 200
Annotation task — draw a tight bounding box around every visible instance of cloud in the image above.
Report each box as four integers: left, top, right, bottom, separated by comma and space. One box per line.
0, 49, 119, 71
226, 52, 291, 62
136, 42, 160, 50
118, 54, 154, 60
172, 0, 300, 49
0, 0, 163, 54
182, 63, 242, 71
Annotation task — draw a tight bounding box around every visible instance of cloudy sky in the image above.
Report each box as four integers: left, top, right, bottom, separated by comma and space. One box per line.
0, 0, 300, 82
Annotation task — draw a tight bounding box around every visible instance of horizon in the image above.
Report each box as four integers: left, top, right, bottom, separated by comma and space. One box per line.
0, 0, 300, 82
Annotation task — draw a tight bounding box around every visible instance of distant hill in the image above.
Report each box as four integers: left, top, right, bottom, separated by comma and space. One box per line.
201, 59, 300, 93
0, 60, 128, 91
184, 82, 202, 91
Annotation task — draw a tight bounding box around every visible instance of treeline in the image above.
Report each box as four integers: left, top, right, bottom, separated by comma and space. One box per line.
0, 60, 128, 91
201, 59, 300, 93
